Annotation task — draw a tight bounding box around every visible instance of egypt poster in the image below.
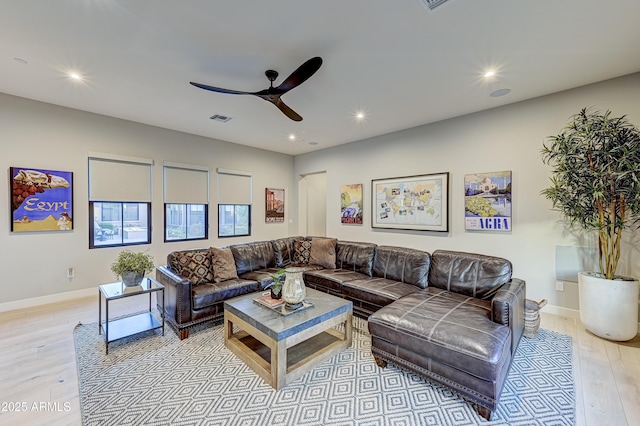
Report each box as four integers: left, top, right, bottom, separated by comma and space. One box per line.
10, 167, 73, 232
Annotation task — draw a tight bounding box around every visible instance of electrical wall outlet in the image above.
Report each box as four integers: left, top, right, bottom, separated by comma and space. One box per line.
555, 280, 564, 291
67, 267, 75, 278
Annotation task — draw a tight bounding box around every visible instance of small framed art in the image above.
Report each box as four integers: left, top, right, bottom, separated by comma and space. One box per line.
341, 183, 363, 225
265, 188, 285, 223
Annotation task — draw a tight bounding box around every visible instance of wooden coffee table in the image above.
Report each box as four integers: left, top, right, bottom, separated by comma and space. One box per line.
223, 288, 353, 390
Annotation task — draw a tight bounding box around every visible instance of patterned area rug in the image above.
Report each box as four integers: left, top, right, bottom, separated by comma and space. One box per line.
74, 316, 574, 425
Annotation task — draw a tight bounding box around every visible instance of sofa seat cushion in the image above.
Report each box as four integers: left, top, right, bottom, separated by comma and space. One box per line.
368, 288, 511, 382
343, 278, 420, 308
192, 278, 261, 310
239, 268, 285, 290
304, 269, 370, 292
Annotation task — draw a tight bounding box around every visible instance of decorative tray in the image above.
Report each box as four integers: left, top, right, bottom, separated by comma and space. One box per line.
253, 292, 314, 316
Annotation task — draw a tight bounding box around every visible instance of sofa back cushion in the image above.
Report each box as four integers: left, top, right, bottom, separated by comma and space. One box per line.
335, 241, 377, 276
373, 246, 431, 288
230, 240, 276, 275
168, 249, 213, 286
272, 236, 304, 267
428, 250, 512, 299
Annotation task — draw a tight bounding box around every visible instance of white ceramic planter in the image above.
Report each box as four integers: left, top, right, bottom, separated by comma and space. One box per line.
578, 271, 639, 341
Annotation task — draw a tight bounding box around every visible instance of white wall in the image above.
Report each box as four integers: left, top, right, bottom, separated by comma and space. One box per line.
294, 73, 640, 318
0, 93, 297, 307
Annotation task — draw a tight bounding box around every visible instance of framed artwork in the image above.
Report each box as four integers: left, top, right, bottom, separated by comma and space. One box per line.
341, 183, 363, 225
265, 188, 284, 223
10, 167, 74, 232
464, 170, 512, 231
371, 172, 448, 232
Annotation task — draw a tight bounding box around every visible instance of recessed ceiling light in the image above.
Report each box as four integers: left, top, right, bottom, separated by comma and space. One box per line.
353, 110, 368, 122
288, 134, 296, 141
69, 72, 81, 80
484, 70, 496, 78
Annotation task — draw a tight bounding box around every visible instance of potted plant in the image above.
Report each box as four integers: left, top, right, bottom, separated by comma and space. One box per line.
541, 107, 640, 340
268, 268, 286, 299
111, 249, 155, 287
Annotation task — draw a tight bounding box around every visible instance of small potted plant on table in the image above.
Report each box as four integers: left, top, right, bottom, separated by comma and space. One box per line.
268, 268, 286, 299
111, 249, 155, 287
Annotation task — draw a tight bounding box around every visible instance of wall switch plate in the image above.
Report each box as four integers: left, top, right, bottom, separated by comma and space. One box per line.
67, 267, 75, 278
555, 280, 564, 291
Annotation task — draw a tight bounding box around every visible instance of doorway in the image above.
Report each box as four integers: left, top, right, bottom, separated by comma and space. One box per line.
298, 172, 327, 236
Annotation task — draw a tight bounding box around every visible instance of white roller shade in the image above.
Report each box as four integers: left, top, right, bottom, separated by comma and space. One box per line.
217, 168, 252, 204
164, 163, 209, 204
88, 153, 153, 202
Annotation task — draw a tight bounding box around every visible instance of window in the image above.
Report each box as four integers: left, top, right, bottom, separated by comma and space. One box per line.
163, 162, 209, 242
88, 153, 153, 249
217, 168, 252, 238
218, 204, 250, 237
90, 202, 151, 248
165, 203, 208, 241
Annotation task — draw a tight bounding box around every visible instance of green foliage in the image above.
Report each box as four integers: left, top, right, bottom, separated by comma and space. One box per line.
110, 249, 155, 278
269, 268, 286, 292
541, 108, 640, 279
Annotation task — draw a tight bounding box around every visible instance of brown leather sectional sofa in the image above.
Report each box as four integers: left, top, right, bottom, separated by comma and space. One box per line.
156, 236, 525, 420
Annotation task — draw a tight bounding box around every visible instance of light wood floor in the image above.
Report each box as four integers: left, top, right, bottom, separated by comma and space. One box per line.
0, 295, 638, 426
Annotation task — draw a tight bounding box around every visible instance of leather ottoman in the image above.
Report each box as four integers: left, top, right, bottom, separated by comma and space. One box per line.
368, 288, 512, 420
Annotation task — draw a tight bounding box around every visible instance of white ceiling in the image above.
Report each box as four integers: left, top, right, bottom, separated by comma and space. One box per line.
2, 0, 640, 155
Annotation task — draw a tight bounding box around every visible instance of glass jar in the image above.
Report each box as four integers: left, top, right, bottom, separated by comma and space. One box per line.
282, 267, 306, 310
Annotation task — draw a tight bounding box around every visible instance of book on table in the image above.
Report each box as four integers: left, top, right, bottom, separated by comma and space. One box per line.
254, 292, 284, 308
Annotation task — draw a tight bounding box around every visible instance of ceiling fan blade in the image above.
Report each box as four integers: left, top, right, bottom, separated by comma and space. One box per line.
276, 57, 323, 92
190, 81, 251, 95
274, 98, 303, 121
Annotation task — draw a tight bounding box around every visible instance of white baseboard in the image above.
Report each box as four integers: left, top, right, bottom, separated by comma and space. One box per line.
540, 303, 580, 320
0, 287, 96, 313
543, 303, 640, 331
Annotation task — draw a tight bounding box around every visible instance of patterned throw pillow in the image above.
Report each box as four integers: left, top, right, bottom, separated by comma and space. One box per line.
210, 247, 239, 283
171, 250, 213, 286
293, 239, 312, 264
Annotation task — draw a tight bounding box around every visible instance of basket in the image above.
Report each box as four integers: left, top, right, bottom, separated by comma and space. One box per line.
523, 299, 547, 338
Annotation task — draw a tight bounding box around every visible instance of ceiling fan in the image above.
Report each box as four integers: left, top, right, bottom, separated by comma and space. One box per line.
190, 56, 323, 122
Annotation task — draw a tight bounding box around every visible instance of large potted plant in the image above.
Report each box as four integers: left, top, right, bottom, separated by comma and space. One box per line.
111, 249, 155, 287
541, 107, 640, 340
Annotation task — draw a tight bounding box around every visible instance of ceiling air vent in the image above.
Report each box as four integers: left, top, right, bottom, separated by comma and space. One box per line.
417, 0, 453, 13
210, 114, 232, 123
